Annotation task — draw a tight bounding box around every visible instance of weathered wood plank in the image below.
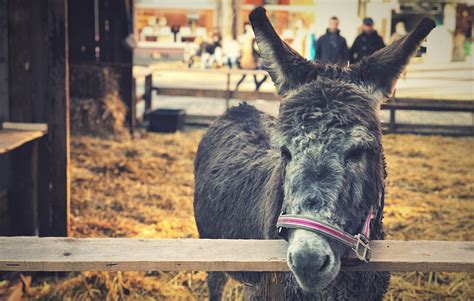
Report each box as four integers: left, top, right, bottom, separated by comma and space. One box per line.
382, 123, 474, 136
0, 238, 472, 272
153, 68, 268, 76
383, 100, 474, 112
47, 0, 70, 237
2, 122, 48, 132
154, 87, 474, 112
0, 130, 46, 154
155, 87, 280, 101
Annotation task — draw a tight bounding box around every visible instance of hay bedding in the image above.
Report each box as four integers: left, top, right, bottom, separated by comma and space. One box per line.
0, 132, 472, 300
69, 64, 129, 137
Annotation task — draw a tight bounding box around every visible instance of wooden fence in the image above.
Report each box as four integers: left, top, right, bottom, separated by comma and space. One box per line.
1, 237, 473, 273
134, 69, 474, 136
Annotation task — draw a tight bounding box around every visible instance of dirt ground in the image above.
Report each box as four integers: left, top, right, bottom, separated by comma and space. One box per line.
1, 131, 473, 300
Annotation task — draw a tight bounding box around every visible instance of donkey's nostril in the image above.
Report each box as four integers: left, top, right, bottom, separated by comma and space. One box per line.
319, 255, 330, 272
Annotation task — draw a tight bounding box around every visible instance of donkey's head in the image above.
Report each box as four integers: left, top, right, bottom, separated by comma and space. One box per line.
250, 7, 435, 293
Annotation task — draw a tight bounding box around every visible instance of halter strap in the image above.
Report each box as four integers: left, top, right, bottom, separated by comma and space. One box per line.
276, 206, 376, 262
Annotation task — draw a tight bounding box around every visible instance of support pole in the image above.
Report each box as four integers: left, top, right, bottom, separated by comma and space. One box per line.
389, 108, 396, 132
261, 272, 285, 301
144, 73, 152, 113
48, 0, 70, 237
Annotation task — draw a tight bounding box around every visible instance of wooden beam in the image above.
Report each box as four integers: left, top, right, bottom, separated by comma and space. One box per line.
37, 136, 52, 236
155, 87, 280, 101
154, 87, 474, 113
383, 100, 474, 112
382, 123, 474, 136
47, 0, 70, 237
153, 68, 268, 76
390, 98, 474, 107
0, 238, 472, 272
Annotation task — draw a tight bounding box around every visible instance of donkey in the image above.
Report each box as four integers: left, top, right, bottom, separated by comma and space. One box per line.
194, 7, 435, 300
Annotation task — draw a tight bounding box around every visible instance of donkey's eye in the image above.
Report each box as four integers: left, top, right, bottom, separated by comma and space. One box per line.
281, 146, 292, 161
345, 148, 365, 162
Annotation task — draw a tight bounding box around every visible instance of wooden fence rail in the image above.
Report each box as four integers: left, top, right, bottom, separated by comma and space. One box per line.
133, 70, 473, 136
1, 237, 473, 273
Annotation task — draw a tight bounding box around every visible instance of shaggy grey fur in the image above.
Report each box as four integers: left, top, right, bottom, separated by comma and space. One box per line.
194, 7, 435, 300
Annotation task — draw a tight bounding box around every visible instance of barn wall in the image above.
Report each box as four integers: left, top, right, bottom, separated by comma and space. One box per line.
3, 0, 70, 236
8, 0, 49, 123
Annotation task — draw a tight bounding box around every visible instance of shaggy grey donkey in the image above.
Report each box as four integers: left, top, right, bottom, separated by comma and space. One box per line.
194, 7, 435, 300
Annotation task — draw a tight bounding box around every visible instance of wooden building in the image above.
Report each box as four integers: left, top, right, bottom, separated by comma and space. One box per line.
0, 0, 135, 237
0, 0, 69, 237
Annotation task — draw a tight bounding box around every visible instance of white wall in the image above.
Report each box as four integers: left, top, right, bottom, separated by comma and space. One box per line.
314, 0, 359, 46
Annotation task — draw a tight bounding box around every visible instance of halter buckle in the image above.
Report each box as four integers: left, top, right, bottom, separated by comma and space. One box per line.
352, 234, 370, 262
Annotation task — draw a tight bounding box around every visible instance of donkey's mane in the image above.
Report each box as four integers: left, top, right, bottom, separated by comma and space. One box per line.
278, 79, 380, 142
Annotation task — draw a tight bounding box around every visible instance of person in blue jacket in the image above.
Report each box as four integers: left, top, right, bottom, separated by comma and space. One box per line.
350, 17, 386, 63
315, 16, 349, 65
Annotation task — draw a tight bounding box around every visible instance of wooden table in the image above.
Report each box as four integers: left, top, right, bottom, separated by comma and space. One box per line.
0, 125, 47, 154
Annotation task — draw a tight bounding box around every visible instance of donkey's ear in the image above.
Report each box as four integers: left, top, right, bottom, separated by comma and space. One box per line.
249, 7, 314, 96
350, 18, 435, 98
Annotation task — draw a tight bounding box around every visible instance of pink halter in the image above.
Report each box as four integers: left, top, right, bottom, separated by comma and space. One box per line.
277, 207, 376, 262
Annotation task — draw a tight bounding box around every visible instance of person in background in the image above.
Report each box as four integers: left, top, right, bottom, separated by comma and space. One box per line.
235, 23, 268, 91
315, 16, 349, 64
291, 19, 307, 55
199, 31, 223, 69
350, 17, 385, 63
305, 23, 317, 60
238, 23, 258, 70
140, 17, 158, 41
222, 36, 241, 69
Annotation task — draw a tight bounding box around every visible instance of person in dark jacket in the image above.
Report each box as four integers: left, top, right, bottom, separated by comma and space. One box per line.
350, 17, 385, 63
315, 16, 349, 65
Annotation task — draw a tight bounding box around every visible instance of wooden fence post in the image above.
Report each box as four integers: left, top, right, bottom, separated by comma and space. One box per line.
261, 272, 285, 301
144, 73, 153, 113
48, 0, 70, 237
389, 108, 396, 132
243, 272, 285, 300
